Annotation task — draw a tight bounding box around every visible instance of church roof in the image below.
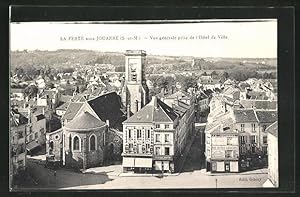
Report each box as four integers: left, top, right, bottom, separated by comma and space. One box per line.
87, 92, 125, 129
65, 111, 106, 131
62, 102, 84, 121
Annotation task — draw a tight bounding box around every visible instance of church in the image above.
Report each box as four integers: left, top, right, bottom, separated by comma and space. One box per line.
46, 50, 149, 169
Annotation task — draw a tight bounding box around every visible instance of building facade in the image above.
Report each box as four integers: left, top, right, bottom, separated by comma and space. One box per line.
10, 109, 27, 185
122, 96, 178, 173
266, 121, 278, 187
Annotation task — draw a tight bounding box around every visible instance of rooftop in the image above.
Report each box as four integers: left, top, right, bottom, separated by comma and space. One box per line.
266, 121, 278, 137
233, 109, 257, 123
65, 111, 106, 131
123, 96, 178, 124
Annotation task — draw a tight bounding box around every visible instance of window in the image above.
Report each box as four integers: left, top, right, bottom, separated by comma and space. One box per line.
146, 129, 150, 139
155, 147, 161, 155
165, 124, 170, 129
156, 124, 160, 129
225, 150, 233, 158
251, 146, 256, 153
18, 131, 24, 139
240, 136, 246, 144
165, 147, 170, 155
156, 134, 161, 142
263, 136, 267, 144
128, 129, 132, 139
227, 137, 234, 145
137, 129, 142, 139
262, 146, 268, 154
73, 136, 80, 151
262, 125, 267, 132
146, 144, 150, 153
40, 128, 45, 134
240, 124, 245, 132
241, 146, 247, 154
129, 143, 133, 152
89, 135, 96, 151
34, 132, 38, 139
206, 136, 211, 144
251, 123, 256, 132
250, 136, 256, 144
165, 134, 170, 143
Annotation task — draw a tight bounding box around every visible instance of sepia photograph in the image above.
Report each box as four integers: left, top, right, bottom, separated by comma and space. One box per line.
9, 19, 279, 190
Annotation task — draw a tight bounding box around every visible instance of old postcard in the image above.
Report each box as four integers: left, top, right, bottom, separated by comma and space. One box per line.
9, 19, 278, 190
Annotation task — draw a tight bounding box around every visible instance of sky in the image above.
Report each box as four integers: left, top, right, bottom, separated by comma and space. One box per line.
10, 20, 277, 58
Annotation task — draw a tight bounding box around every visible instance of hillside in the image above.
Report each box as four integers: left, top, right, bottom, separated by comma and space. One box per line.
10, 49, 277, 74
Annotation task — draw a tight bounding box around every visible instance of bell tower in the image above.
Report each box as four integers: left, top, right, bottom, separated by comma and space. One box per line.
122, 50, 149, 114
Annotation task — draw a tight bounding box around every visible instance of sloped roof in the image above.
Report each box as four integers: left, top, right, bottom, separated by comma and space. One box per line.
87, 92, 125, 128
154, 99, 178, 122
240, 99, 277, 109
164, 90, 191, 100
255, 110, 277, 123
266, 121, 278, 137
10, 108, 28, 127
123, 96, 178, 124
56, 102, 70, 111
36, 114, 46, 121
65, 111, 106, 131
62, 102, 84, 121
233, 109, 258, 123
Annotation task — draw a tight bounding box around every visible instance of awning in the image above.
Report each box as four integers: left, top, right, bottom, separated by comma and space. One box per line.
26, 141, 40, 151
135, 158, 153, 168
122, 157, 135, 167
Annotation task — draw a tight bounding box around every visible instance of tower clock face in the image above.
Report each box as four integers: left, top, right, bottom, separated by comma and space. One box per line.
129, 63, 137, 71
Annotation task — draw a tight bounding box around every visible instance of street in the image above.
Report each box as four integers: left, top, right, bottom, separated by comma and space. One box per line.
18, 132, 268, 190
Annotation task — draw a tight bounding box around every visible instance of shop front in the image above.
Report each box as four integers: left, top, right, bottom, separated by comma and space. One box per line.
122, 157, 153, 173
153, 155, 174, 173
211, 159, 239, 173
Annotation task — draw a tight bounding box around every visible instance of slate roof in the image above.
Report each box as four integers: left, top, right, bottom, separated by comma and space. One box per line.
240, 99, 277, 109
206, 112, 236, 134
164, 90, 191, 100
123, 96, 178, 124
62, 102, 84, 121
39, 90, 57, 99
36, 114, 46, 121
11, 88, 24, 94
172, 100, 190, 117
233, 109, 258, 123
87, 92, 125, 128
266, 121, 278, 137
10, 108, 28, 127
65, 111, 106, 131
255, 110, 277, 123
247, 91, 267, 100
56, 102, 70, 111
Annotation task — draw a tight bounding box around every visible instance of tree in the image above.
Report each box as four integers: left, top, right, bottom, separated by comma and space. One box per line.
181, 76, 198, 91
45, 82, 55, 89
23, 85, 38, 98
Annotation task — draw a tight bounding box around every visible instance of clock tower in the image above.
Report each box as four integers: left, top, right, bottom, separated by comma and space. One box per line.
122, 50, 149, 114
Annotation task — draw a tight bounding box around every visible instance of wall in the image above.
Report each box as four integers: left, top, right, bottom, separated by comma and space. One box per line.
268, 133, 278, 187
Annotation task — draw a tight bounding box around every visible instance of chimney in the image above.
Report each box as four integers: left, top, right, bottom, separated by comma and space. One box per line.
135, 100, 139, 113
42, 107, 45, 115
171, 86, 174, 94
152, 96, 158, 108
106, 120, 110, 128
127, 104, 131, 119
